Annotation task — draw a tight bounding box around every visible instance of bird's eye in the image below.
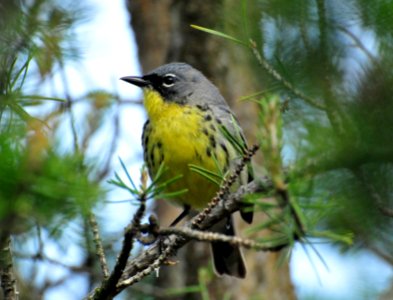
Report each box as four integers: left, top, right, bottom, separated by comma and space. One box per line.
162, 74, 176, 88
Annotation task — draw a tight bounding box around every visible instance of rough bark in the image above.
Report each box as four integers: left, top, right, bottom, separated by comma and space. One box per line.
125, 1, 296, 299
0, 236, 18, 300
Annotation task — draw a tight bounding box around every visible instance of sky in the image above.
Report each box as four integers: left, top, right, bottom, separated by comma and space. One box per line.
36, 0, 393, 299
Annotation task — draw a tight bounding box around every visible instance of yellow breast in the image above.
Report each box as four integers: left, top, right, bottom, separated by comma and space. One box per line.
143, 89, 228, 208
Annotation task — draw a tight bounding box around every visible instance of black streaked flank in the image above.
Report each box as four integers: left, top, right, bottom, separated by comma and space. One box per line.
159, 151, 165, 165
196, 104, 209, 111
206, 147, 212, 157
149, 145, 156, 167
220, 142, 228, 154
143, 135, 149, 147
194, 149, 202, 162
142, 120, 151, 147
220, 143, 230, 166
209, 135, 216, 148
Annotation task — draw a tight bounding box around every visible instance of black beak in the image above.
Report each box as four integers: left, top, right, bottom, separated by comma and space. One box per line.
120, 76, 151, 87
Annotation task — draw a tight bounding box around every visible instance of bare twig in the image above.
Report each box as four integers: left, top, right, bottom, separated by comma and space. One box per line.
116, 178, 270, 297
93, 146, 302, 298
14, 251, 88, 273
88, 193, 147, 300
113, 148, 262, 296
0, 236, 18, 300
116, 241, 176, 290
159, 227, 288, 252
88, 213, 109, 278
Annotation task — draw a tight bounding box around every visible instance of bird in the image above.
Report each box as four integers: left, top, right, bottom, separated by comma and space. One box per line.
121, 62, 253, 278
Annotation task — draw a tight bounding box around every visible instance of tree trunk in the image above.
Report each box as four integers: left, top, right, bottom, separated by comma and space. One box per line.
125, 1, 296, 299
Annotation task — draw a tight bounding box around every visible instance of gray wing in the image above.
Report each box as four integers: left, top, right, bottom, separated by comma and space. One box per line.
212, 104, 254, 224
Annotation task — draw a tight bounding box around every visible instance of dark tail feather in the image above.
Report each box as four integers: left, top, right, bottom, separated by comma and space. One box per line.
240, 205, 253, 224
210, 216, 246, 278
240, 164, 254, 224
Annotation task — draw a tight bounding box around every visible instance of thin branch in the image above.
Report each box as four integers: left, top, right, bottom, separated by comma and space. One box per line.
88, 193, 147, 300
366, 244, 393, 266
116, 241, 176, 290
14, 251, 87, 273
96, 146, 302, 298
115, 149, 263, 296
356, 168, 393, 218
369, 186, 393, 218
159, 227, 288, 252
116, 178, 270, 296
69, 96, 143, 106
336, 25, 378, 65
0, 236, 18, 300
192, 144, 260, 227
59, 61, 79, 153
315, 0, 348, 136
249, 40, 326, 110
88, 213, 109, 278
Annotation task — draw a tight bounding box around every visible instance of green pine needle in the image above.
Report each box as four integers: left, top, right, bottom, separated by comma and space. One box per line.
189, 164, 222, 186
190, 25, 247, 47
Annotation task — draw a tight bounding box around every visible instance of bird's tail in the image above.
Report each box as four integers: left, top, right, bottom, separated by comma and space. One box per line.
210, 216, 246, 278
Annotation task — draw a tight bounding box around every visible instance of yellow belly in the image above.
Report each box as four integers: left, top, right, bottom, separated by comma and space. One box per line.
143, 89, 227, 208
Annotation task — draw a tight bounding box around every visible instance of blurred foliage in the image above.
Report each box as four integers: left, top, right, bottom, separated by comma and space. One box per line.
0, 0, 102, 235
0, 123, 100, 233
196, 0, 393, 265
249, 0, 393, 254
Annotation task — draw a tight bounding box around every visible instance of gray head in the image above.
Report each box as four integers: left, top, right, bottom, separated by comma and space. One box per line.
121, 62, 227, 107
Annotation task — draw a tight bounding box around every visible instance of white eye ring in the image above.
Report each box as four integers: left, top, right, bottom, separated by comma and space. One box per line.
162, 73, 177, 88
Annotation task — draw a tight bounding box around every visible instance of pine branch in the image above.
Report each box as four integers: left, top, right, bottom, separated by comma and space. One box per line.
115, 178, 270, 297
88, 193, 147, 300
192, 144, 259, 227
88, 213, 109, 278
92, 146, 307, 298
158, 227, 287, 252
116, 241, 177, 290
249, 40, 325, 110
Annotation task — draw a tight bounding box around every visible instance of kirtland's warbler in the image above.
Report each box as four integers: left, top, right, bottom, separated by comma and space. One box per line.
121, 63, 253, 278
